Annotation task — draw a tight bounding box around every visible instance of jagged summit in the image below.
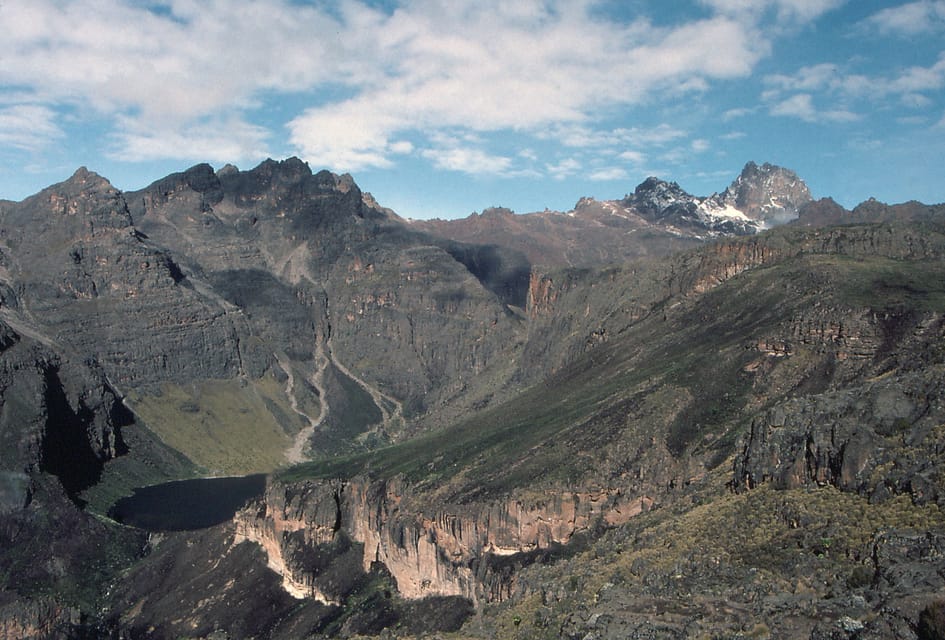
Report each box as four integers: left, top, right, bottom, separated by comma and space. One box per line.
618, 161, 813, 236
52, 166, 119, 197
413, 161, 815, 268
718, 161, 812, 224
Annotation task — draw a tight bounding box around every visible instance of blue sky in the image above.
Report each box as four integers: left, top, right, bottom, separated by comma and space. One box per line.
1, 0, 943, 219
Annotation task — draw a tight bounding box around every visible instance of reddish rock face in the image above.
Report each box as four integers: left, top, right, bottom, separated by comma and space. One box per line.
236, 476, 653, 603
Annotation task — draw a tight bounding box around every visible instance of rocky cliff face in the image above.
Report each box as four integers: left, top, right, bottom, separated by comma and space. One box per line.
125, 158, 527, 439
0, 316, 130, 501
0, 168, 243, 390
0, 316, 148, 638
2, 159, 944, 639
235, 477, 651, 604
520, 222, 945, 381
734, 366, 945, 502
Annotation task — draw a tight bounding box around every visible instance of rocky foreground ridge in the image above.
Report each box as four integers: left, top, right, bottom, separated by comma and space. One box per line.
1, 159, 944, 638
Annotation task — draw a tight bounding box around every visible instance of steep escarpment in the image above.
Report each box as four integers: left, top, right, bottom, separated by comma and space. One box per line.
2, 159, 945, 639
126, 158, 529, 440
0, 318, 151, 636
235, 476, 650, 604
0, 317, 130, 501
0, 168, 243, 390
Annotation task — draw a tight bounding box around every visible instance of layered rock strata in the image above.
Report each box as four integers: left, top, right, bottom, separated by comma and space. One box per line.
235, 477, 651, 603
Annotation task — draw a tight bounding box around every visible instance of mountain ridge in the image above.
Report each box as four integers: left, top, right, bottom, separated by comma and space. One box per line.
413, 161, 819, 268
1, 158, 944, 639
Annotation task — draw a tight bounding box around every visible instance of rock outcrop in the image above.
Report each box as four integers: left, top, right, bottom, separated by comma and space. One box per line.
733, 367, 945, 502
717, 161, 812, 225
235, 477, 651, 604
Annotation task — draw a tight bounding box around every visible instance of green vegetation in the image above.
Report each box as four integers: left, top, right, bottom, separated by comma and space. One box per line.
811, 254, 945, 312
281, 238, 945, 510
125, 373, 306, 475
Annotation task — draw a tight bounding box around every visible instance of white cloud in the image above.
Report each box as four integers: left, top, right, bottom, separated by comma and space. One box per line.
543, 124, 687, 150
769, 93, 859, 123
762, 53, 945, 114
546, 158, 582, 180
618, 150, 646, 164
723, 107, 754, 121
284, 1, 770, 171
109, 115, 271, 163
389, 141, 415, 155
0, 0, 349, 118
691, 139, 711, 153
770, 0, 847, 22
588, 167, 629, 182
0, 0, 845, 171
863, 1, 945, 35
0, 105, 63, 150
765, 63, 841, 92
700, 0, 845, 24
420, 145, 513, 176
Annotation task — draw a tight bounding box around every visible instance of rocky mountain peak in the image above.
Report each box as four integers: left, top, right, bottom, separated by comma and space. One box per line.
4, 167, 132, 236
629, 177, 692, 217
719, 161, 812, 224
216, 163, 239, 177
55, 167, 122, 203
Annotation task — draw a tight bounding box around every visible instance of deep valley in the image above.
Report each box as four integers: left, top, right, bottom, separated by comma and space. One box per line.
1, 159, 944, 639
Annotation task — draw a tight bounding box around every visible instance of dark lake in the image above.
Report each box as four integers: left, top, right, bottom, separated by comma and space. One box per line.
108, 474, 267, 531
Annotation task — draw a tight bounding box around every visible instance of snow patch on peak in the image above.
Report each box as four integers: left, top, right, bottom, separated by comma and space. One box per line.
697, 200, 752, 223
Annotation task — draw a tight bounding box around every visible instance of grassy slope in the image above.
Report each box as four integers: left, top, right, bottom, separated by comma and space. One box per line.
125, 373, 306, 476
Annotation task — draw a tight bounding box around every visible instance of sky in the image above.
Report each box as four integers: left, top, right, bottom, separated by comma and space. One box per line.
1, 0, 944, 219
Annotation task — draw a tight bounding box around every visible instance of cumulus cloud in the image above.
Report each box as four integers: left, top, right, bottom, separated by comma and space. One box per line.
862, 0, 945, 35
0, 105, 63, 150
769, 93, 858, 123
0, 0, 846, 172
588, 167, 630, 182
287, 2, 770, 172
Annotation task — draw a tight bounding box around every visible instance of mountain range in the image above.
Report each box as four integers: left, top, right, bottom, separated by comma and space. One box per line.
1, 159, 944, 639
